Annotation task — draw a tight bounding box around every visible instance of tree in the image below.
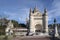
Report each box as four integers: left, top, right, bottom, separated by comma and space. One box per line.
19, 23, 26, 28
11, 20, 19, 27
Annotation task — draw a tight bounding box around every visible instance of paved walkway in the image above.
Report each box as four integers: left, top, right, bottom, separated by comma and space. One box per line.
12, 36, 50, 40
12, 36, 60, 40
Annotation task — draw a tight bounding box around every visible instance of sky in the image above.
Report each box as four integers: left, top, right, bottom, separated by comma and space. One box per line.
0, 0, 60, 24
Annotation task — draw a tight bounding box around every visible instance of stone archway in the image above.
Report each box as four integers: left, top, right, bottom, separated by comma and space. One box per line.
35, 24, 42, 32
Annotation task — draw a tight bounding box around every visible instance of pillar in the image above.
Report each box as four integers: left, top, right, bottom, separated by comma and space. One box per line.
55, 24, 59, 37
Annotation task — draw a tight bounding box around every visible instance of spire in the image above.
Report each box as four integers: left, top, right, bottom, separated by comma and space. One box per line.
34, 5, 38, 12
34, 5, 37, 10
30, 8, 32, 13
29, 8, 32, 16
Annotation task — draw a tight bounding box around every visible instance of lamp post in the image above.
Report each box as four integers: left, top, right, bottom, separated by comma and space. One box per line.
52, 18, 59, 40
53, 18, 56, 37
54, 18, 59, 37
51, 18, 56, 40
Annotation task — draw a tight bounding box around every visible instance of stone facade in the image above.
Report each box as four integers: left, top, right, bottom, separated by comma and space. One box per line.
29, 7, 48, 35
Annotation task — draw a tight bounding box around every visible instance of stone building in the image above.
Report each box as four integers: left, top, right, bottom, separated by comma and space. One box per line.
5, 7, 49, 36
28, 7, 48, 35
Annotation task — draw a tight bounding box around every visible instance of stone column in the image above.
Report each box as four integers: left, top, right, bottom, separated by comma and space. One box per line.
54, 18, 59, 37
55, 24, 59, 37
44, 15, 49, 34
43, 8, 48, 34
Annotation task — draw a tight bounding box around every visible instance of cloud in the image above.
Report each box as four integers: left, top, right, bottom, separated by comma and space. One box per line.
1, 0, 60, 24
0, 0, 44, 23
48, 0, 60, 24
1, 8, 29, 23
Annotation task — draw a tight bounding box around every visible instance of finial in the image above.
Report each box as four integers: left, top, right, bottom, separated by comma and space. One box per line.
44, 8, 47, 13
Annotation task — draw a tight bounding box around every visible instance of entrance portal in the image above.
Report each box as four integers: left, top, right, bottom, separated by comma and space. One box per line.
35, 24, 42, 35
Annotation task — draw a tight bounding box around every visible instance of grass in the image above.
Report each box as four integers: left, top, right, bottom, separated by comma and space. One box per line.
0, 35, 13, 40
0, 35, 5, 40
